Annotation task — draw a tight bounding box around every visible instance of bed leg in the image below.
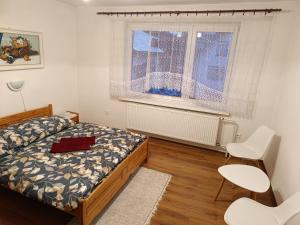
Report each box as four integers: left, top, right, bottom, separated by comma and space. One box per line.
80, 201, 88, 225
144, 138, 149, 164
81, 216, 88, 225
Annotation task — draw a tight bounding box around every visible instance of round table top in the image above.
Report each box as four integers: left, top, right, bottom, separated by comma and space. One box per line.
218, 164, 270, 193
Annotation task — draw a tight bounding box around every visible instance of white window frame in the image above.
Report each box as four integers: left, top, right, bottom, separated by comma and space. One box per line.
125, 23, 193, 97
125, 22, 240, 112
187, 24, 239, 104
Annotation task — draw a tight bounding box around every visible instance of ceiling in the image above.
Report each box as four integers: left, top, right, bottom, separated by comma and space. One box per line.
58, 0, 287, 7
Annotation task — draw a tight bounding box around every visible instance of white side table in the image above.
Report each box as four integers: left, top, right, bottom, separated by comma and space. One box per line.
214, 164, 270, 201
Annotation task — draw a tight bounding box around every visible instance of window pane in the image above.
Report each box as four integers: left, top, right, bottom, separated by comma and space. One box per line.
131, 30, 188, 97
191, 32, 233, 101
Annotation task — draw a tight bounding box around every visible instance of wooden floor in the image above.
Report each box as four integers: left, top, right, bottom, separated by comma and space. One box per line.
145, 138, 276, 225
0, 137, 276, 225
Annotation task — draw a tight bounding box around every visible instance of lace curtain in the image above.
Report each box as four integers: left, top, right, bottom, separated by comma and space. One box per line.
110, 15, 274, 119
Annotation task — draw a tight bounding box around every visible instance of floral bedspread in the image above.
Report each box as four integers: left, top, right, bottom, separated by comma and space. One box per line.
0, 123, 145, 210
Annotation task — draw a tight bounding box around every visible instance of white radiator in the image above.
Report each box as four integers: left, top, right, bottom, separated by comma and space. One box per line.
126, 103, 221, 146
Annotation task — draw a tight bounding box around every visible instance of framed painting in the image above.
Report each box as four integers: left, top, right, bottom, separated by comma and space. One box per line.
0, 28, 44, 71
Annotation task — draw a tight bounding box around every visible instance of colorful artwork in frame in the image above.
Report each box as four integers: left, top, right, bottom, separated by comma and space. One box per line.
0, 28, 44, 71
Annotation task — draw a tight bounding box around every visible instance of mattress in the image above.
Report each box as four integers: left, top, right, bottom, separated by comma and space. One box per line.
0, 122, 145, 210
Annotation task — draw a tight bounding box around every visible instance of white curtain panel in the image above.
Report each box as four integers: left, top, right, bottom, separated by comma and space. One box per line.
109, 14, 274, 119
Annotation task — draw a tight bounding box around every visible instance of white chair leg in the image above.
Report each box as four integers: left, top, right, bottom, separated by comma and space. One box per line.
225, 151, 229, 158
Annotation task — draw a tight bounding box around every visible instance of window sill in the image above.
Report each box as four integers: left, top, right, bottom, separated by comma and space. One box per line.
119, 97, 230, 117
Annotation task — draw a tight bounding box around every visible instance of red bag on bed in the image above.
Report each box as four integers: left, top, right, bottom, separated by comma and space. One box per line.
60, 136, 96, 145
50, 136, 96, 153
50, 143, 91, 153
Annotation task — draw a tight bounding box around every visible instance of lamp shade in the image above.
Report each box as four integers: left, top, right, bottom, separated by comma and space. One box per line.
7, 81, 25, 92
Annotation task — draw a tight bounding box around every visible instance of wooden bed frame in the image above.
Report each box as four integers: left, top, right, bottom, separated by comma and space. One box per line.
0, 104, 148, 225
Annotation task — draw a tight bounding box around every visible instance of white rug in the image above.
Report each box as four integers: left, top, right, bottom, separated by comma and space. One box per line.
69, 167, 171, 225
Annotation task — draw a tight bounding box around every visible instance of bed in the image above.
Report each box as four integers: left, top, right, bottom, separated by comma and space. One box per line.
0, 104, 148, 225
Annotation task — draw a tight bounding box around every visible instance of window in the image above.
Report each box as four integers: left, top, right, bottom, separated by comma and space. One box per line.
191, 32, 233, 102
131, 30, 188, 97
129, 24, 237, 103
111, 19, 271, 118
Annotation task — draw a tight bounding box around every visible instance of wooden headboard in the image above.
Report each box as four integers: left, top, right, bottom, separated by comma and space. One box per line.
0, 104, 53, 128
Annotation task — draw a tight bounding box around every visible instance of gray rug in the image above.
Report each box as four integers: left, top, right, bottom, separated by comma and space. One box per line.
69, 167, 171, 225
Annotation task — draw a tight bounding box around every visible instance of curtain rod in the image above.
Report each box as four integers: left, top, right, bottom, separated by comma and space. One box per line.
97, 8, 282, 16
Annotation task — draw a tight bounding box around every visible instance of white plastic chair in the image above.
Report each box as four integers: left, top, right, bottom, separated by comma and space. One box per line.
224, 191, 300, 225
225, 126, 275, 168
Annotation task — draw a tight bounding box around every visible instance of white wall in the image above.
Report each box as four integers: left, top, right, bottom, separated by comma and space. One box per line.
0, 0, 78, 116
266, 3, 300, 224
271, 4, 300, 199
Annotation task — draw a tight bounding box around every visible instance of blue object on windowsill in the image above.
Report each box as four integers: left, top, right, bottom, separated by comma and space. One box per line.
147, 87, 181, 97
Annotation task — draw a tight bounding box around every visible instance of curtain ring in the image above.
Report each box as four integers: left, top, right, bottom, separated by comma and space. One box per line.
207, 10, 209, 16
243, 10, 245, 15
232, 11, 234, 16
144, 12, 146, 16
196, 10, 198, 16
219, 10, 221, 16
253, 10, 256, 15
